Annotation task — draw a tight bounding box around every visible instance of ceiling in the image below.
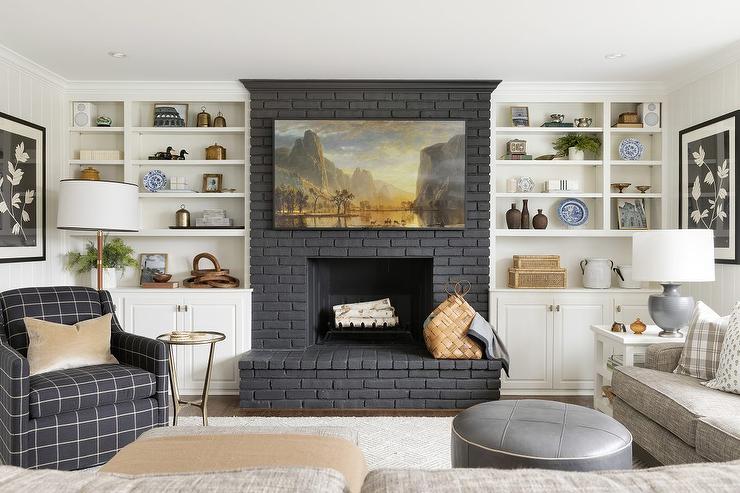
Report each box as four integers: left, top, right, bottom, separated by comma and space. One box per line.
2, 0, 739, 82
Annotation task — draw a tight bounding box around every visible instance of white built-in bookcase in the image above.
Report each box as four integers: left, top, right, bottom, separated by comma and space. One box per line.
66, 95, 248, 287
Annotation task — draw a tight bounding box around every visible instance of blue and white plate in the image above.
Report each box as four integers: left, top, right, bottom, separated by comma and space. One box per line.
143, 169, 167, 192
618, 138, 645, 160
557, 198, 589, 227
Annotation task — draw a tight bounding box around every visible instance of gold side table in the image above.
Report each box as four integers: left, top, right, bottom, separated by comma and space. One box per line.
157, 331, 226, 426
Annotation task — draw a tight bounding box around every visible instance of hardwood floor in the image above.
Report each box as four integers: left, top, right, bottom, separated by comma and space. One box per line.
176, 394, 593, 418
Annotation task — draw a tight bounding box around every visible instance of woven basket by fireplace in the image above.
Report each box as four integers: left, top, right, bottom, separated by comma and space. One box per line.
183, 253, 240, 288
423, 281, 483, 360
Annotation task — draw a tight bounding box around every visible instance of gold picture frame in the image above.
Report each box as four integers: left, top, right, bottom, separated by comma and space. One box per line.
202, 173, 223, 193
139, 253, 168, 284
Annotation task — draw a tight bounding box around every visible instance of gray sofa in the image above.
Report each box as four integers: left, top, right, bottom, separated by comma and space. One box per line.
612, 343, 740, 465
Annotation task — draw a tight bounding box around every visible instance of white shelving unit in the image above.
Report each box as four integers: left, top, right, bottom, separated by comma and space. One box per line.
66, 96, 249, 288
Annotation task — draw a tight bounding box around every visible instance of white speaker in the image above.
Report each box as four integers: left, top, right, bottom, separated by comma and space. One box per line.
72, 102, 95, 127
637, 102, 660, 129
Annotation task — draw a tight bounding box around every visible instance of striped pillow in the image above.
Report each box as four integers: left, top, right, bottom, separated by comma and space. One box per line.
674, 301, 729, 380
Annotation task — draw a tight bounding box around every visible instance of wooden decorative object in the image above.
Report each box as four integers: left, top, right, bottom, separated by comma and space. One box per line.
423, 282, 483, 360
183, 252, 240, 288
618, 112, 640, 124
512, 255, 560, 270
508, 268, 567, 289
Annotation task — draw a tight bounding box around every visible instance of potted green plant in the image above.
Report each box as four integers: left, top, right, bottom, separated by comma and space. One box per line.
66, 237, 138, 289
552, 134, 602, 160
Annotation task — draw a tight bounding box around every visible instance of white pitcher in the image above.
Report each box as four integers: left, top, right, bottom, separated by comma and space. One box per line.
580, 258, 614, 289
613, 264, 641, 289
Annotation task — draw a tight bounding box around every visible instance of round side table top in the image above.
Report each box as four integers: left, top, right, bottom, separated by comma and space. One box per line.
157, 331, 226, 345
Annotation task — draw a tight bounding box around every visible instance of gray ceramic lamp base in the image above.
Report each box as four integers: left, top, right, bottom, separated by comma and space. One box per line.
648, 283, 694, 338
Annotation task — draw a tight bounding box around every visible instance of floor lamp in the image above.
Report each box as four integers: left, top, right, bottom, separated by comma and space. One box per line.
57, 179, 139, 290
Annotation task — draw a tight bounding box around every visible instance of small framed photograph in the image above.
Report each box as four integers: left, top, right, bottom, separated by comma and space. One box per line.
617, 198, 649, 230
140, 253, 168, 284
202, 173, 223, 193
153, 103, 188, 127
511, 106, 529, 127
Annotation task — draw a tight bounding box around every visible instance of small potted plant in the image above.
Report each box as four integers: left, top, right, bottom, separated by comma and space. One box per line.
66, 237, 138, 290
552, 134, 602, 160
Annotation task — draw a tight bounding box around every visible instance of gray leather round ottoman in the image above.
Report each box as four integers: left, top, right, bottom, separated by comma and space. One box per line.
452, 399, 632, 471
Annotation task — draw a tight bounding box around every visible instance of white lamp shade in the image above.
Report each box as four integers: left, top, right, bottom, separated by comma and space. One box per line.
57, 180, 139, 232
632, 229, 715, 283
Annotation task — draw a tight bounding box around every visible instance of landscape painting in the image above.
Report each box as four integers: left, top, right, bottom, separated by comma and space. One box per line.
273, 120, 466, 229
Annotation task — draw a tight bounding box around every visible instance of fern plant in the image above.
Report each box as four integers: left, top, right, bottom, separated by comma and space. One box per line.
66, 237, 138, 273
552, 134, 602, 157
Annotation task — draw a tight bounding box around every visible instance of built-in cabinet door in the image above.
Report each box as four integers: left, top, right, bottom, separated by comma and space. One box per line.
553, 295, 609, 390
124, 295, 180, 340
613, 293, 653, 326
180, 296, 245, 392
496, 294, 553, 390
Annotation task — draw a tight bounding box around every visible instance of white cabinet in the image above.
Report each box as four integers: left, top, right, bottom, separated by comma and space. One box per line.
110, 289, 252, 394
613, 293, 653, 326
493, 291, 617, 394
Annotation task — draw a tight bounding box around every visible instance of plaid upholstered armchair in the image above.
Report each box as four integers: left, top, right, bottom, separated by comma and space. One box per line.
0, 286, 169, 469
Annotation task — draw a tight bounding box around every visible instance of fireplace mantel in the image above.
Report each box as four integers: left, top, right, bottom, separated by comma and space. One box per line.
241, 79, 501, 92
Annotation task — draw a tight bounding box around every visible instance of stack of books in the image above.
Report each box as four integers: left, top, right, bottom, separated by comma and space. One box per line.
196, 209, 233, 227
541, 122, 574, 127
501, 154, 533, 160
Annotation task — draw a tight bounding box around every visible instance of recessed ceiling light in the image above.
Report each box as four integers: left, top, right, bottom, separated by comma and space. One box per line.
108, 51, 127, 59
604, 53, 625, 60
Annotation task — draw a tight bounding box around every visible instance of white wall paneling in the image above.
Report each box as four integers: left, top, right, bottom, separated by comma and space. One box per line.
667, 60, 740, 314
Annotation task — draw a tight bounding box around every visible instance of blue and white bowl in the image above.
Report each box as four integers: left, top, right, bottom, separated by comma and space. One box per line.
557, 198, 589, 227
618, 138, 645, 160
143, 169, 167, 192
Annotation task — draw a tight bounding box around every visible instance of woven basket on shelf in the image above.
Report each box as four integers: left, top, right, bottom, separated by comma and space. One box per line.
508, 268, 567, 289
512, 255, 561, 270
423, 282, 482, 360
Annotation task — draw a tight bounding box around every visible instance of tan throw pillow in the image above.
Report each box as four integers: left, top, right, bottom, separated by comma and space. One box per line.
674, 301, 729, 380
25, 313, 118, 376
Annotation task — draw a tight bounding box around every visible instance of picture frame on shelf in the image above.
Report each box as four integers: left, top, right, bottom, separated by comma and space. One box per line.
139, 253, 168, 284
511, 106, 529, 127
617, 198, 648, 230
153, 103, 188, 127
679, 110, 739, 264
0, 112, 46, 264
202, 173, 223, 193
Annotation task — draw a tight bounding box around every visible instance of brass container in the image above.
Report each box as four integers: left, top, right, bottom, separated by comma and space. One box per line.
213, 111, 226, 127
79, 166, 101, 180
611, 322, 626, 333
630, 318, 647, 335
196, 106, 211, 127
175, 204, 191, 228
206, 142, 226, 160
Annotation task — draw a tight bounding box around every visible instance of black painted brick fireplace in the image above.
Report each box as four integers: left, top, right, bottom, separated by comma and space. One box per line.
239, 80, 500, 409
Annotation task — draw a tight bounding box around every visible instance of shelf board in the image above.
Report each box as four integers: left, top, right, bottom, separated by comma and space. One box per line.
68, 127, 124, 133
130, 127, 245, 134
495, 159, 602, 166
131, 159, 246, 166
609, 127, 662, 134
610, 193, 662, 199
610, 160, 661, 166
491, 287, 659, 293
495, 229, 637, 237
68, 229, 246, 237
495, 192, 602, 199
495, 127, 603, 134
138, 192, 245, 198
69, 159, 124, 166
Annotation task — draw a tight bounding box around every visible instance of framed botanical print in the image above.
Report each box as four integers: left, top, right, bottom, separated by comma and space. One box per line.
0, 112, 45, 263
680, 110, 739, 264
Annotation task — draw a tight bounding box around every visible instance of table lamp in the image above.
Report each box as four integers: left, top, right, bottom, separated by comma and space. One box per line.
57, 180, 139, 290
632, 230, 715, 337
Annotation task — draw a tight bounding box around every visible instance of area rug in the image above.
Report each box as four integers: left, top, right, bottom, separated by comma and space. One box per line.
178, 416, 453, 469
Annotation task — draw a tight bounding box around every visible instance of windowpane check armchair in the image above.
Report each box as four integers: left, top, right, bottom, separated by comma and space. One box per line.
0, 287, 168, 469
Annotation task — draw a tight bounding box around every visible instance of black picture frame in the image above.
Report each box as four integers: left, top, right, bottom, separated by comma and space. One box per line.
0, 112, 46, 264
271, 119, 467, 230
679, 110, 740, 264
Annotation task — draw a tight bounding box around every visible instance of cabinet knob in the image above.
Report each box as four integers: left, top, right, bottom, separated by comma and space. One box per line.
548, 304, 554, 311
616, 305, 622, 313
183, 305, 189, 312
555, 304, 561, 312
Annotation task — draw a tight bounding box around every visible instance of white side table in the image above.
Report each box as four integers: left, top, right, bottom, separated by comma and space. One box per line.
591, 324, 685, 416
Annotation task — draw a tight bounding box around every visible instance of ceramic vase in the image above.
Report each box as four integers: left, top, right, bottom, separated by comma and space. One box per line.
568, 146, 585, 160
506, 203, 521, 229
533, 209, 548, 229
520, 199, 530, 229
90, 268, 117, 290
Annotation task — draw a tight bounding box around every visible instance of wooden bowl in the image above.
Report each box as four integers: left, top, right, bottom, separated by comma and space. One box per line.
153, 273, 172, 283
611, 182, 631, 193
635, 185, 651, 194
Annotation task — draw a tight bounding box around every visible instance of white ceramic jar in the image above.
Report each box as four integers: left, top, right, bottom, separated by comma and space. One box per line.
580, 258, 614, 289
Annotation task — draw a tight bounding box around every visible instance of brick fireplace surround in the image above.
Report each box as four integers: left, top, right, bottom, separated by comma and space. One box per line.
240, 80, 501, 409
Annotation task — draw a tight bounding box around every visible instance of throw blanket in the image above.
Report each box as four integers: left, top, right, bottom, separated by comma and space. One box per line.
467, 313, 510, 376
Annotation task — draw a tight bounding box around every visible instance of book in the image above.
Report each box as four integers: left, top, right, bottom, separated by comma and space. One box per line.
612, 123, 644, 128
141, 282, 179, 289
541, 122, 574, 127
501, 154, 533, 160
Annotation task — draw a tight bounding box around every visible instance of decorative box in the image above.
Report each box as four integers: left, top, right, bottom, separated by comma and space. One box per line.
512, 255, 561, 270
544, 180, 580, 192
79, 149, 121, 161
506, 139, 527, 155
169, 176, 189, 190
508, 268, 567, 289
